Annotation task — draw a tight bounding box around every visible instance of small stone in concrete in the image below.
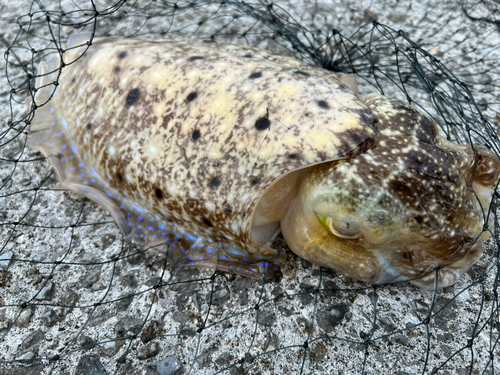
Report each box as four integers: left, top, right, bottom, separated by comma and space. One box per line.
114, 315, 142, 338
78, 335, 97, 350
141, 320, 165, 344
172, 310, 195, 325
35, 281, 54, 300
61, 288, 80, 307
137, 341, 160, 360
16, 307, 34, 328
20, 329, 44, 354
0, 363, 44, 375
40, 309, 61, 327
207, 285, 230, 306
100, 339, 124, 357
0, 270, 12, 288
156, 355, 182, 375
15, 351, 35, 361
196, 346, 217, 367
75, 354, 107, 375
258, 312, 276, 327
80, 266, 102, 288
316, 304, 348, 333
0, 252, 13, 269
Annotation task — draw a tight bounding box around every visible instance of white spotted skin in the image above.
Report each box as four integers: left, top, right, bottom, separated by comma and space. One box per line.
281, 94, 499, 289
27, 37, 377, 278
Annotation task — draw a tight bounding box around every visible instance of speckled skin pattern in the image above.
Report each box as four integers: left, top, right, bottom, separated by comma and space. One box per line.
27, 37, 377, 278
282, 94, 499, 288
27, 36, 499, 288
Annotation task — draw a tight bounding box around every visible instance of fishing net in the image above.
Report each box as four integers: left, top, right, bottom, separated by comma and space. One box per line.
0, 0, 499, 374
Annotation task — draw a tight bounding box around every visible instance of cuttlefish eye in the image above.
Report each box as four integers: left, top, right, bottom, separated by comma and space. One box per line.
315, 213, 362, 239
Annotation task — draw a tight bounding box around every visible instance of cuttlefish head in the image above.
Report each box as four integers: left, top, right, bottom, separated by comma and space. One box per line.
282, 94, 499, 289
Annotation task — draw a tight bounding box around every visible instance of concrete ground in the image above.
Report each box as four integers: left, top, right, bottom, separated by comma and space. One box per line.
0, 0, 499, 374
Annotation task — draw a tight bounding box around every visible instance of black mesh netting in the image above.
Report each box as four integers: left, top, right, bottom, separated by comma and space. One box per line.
0, 0, 499, 374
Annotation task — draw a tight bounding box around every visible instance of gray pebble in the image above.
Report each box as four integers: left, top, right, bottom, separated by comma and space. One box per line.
15, 351, 35, 361
40, 309, 62, 327
20, 329, 44, 355
114, 315, 143, 337
391, 334, 410, 346
206, 285, 230, 306
263, 332, 279, 352
115, 295, 135, 312
80, 266, 102, 288
61, 288, 80, 307
75, 354, 107, 375
137, 341, 160, 360
172, 310, 195, 325
215, 352, 235, 367
18, 175, 31, 186
279, 259, 297, 280
156, 355, 182, 375
310, 341, 328, 362
0, 363, 44, 375
101, 233, 116, 250
100, 339, 124, 357
477, 73, 493, 85
477, 97, 488, 111
231, 277, 259, 293
88, 308, 115, 327
121, 274, 138, 288
16, 306, 34, 328
363, 9, 378, 23
0, 309, 11, 332
78, 335, 97, 350
258, 312, 276, 327
196, 346, 216, 367
1, 138, 23, 159
145, 276, 162, 287
35, 281, 54, 300
316, 304, 348, 333
0, 270, 12, 288
0, 252, 13, 269
413, 299, 429, 315
458, 70, 475, 84
142, 320, 165, 344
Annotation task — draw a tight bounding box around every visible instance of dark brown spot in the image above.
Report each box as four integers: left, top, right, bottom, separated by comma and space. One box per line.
294, 70, 309, 76
126, 88, 140, 107
224, 205, 232, 214
318, 100, 329, 109
186, 92, 197, 103
118, 51, 127, 59
209, 177, 221, 190
414, 215, 424, 224
117, 173, 123, 183
203, 218, 213, 227
249, 72, 262, 79
87, 123, 92, 130
113, 66, 121, 74
189, 56, 204, 61
255, 116, 270, 131
289, 153, 298, 159
243, 54, 253, 58
192, 130, 201, 140
402, 251, 412, 260
155, 188, 163, 199
250, 177, 260, 186
71, 77, 76, 84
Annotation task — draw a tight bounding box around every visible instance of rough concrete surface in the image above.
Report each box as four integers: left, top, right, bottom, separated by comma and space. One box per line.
0, 0, 499, 374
